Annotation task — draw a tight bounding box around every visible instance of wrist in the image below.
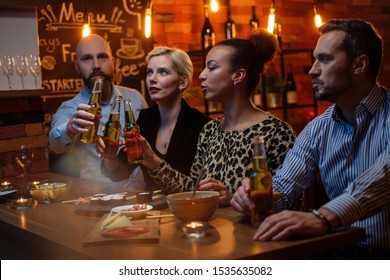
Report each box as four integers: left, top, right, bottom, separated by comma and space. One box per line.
66, 119, 77, 137
312, 209, 332, 232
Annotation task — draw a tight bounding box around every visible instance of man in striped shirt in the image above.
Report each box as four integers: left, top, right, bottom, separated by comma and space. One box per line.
231, 18, 389, 259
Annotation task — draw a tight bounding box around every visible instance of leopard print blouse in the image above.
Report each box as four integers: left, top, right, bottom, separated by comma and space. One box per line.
148, 114, 295, 194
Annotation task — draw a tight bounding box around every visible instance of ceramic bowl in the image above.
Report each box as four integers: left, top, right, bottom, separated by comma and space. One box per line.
167, 191, 219, 223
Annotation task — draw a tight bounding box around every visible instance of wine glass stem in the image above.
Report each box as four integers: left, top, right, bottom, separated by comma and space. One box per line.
34, 76, 38, 88
20, 76, 25, 89
7, 76, 12, 89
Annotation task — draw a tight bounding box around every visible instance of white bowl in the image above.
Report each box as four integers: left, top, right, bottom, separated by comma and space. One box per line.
111, 204, 153, 219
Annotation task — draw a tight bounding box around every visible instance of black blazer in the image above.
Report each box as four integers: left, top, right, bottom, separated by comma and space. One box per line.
102, 99, 210, 189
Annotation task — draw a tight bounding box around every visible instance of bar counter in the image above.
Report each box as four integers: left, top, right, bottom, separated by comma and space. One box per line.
0, 172, 365, 260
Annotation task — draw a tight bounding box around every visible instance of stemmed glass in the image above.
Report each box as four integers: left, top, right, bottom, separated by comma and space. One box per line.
14, 55, 29, 89
1, 55, 15, 90
28, 54, 41, 88
15, 144, 35, 178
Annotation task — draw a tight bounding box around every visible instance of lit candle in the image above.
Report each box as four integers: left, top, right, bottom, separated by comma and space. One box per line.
183, 221, 207, 238
14, 197, 30, 209
1, 181, 12, 189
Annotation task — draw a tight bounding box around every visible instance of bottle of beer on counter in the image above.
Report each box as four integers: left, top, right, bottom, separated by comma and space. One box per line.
249, 6, 260, 30
249, 135, 273, 227
224, 1, 236, 39
101, 96, 122, 159
286, 64, 297, 106
124, 99, 144, 164
80, 78, 103, 143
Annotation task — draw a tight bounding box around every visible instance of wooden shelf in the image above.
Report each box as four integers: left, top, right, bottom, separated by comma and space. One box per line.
0, 89, 50, 99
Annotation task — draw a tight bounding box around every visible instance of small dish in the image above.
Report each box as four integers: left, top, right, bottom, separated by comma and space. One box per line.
27, 179, 70, 203
111, 204, 153, 219
136, 191, 153, 203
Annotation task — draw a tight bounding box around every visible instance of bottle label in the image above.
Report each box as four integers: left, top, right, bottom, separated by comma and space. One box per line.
286, 90, 297, 104
124, 131, 144, 164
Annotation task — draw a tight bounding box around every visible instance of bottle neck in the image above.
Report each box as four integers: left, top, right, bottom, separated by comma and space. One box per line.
89, 91, 101, 104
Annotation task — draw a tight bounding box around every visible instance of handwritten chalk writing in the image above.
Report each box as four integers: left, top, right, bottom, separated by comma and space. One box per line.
39, 38, 61, 53
61, 44, 74, 63
43, 78, 83, 93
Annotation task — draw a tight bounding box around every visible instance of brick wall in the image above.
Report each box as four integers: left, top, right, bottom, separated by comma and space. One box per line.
0, 97, 49, 178
152, 0, 390, 116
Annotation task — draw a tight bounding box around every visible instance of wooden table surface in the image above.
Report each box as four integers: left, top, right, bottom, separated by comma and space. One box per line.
0, 172, 365, 260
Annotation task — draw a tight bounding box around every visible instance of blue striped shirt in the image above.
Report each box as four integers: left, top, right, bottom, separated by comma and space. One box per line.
273, 83, 390, 248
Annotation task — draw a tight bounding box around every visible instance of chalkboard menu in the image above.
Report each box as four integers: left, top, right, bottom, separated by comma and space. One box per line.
37, 0, 153, 96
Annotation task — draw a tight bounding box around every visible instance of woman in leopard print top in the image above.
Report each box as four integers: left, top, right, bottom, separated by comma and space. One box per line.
138, 29, 296, 206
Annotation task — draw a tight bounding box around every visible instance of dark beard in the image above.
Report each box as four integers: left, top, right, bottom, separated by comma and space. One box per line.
83, 70, 112, 92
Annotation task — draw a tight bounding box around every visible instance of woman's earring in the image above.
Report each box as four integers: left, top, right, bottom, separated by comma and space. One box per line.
233, 81, 237, 86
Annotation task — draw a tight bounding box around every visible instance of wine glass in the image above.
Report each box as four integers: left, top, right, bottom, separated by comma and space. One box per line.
1, 55, 15, 90
14, 55, 29, 89
28, 54, 41, 88
15, 145, 35, 178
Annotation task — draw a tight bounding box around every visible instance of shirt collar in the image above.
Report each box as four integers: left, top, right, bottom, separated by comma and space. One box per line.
331, 83, 384, 122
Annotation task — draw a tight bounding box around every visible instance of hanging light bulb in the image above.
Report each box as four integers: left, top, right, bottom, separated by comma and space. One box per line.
210, 0, 219, 13
145, 0, 152, 38
267, 0, 276, 34
82, 11, 91, 38
313, 3, 323, 28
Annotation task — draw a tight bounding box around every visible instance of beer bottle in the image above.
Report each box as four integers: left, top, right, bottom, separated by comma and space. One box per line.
101, 96, 122, 159
124, 99, 143, 164
80, 78, 103, 143
250, 135, 273, 227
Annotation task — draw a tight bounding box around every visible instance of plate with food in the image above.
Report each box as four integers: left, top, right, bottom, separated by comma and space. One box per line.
111, 204, 153, 219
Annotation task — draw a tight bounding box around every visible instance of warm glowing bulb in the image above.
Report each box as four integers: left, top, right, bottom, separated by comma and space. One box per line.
314, 13, 323, 28
145, 8, 152, 38
210, 0, 219, 13
82, 23, 91, 37
267, 11, 275, 34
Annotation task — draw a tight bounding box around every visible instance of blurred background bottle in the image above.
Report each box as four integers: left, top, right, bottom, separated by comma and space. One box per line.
249, 6, 259, 30
285, 64, 297, 106
201, 5, 215, 53
224, 1, 236, 39
80, 78, 103, 143
250, 136, 273, 227
102, 96, 122, 159
124, 99, 144, 164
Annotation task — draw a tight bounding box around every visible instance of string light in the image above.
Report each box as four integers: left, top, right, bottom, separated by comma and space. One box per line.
267, 0, 276, 34
313, 2, 323, 28
145, 0, 152, 38
82, 11, 91, 37
210, 0, 219, 13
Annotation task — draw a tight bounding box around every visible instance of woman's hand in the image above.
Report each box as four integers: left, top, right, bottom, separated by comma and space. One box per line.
198, 178, 232, 206
95, 135, 105, 157
230, 178, 282, 216
136, 134, 162, 170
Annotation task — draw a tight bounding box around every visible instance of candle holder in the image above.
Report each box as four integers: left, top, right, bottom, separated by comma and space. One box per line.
12, 196, 32, 210
182, 221, 208, 238
0, 181, 13, 191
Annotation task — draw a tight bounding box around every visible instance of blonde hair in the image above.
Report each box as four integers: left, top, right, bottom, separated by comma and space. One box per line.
146, 46, 193, 91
